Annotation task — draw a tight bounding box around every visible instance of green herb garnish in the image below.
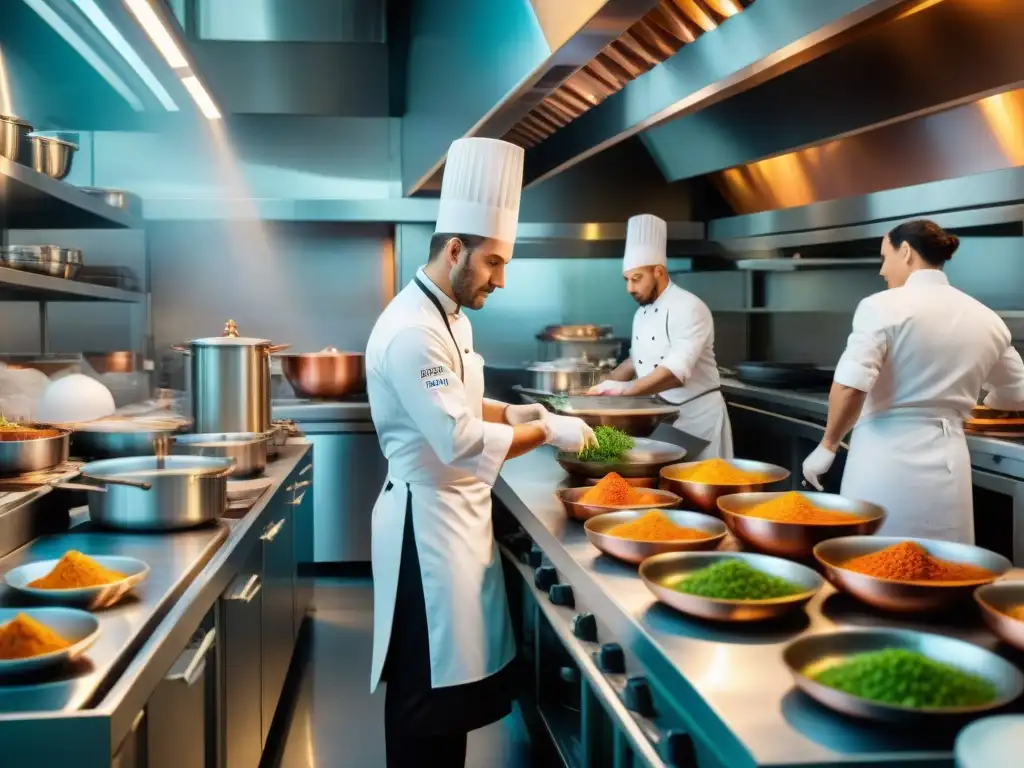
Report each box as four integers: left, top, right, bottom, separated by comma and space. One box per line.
577, 425, 635, 462
812, 649, 997, 709
674, 560, 803, 600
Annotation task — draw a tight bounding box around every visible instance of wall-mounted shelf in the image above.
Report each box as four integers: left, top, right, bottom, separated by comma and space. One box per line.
0, 267, 144, 303
0, 158, 142, 230
734, 258, 880, 272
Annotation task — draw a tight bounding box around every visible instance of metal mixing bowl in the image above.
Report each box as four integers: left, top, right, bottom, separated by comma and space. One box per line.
279, 348, 365, 399
556, 437, 686, 479
555, 486, 681, 522
717, 491, 886, 559
0, 245, 82, 279
813, 536, 1012, 613
639, 551, 823, 622
659, 459, 790, 515
585, 509, 727, 564
783, 627, 1024, 722
0, 114, 32, 162
29, 134, 77, 180
975, 581, 1024, 652
171, 432, 271, 478
547, 396, 679, 437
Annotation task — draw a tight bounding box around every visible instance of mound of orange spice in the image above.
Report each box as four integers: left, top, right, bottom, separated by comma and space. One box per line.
741, 492, 865, 525
579, 472, 662, 506
0, 613, 71, 660
28, 550, 125, 590
607, 511, 709, 542
665, 458, 772, 485
842, 542, 993, 582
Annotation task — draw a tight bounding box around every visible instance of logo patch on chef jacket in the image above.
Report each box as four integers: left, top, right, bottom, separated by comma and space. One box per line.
420, 365, 452, 391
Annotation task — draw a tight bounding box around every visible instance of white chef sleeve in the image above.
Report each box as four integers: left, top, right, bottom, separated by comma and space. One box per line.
834, 296, 888, 393
660, 301, 713, 385
386, 327, 513, 486
983, 344, 1024, 410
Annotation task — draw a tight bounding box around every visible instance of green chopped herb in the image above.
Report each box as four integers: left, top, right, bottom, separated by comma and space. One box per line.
812, 649, 997, 709
674, 560, 804, 600
577, 425, 635, 463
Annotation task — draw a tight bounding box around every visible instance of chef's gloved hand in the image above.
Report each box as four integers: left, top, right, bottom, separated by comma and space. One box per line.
543, 413, 598, 453
587, 379, 631, 396
505, 403, 548, 425
802, 443, 836, 491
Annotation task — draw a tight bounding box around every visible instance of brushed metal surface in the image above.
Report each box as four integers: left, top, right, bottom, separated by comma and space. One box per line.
584, 509, 726, 564
717, 491, 885, 559
783, 628, 1024, 722
0, 426, 69, 476
556, 485, 681, 522
556, 437, 686, 479
814, 536, 1013, 613
974, 581, 1024, 653
639, 550, 823, 622
659, 458, 790, 515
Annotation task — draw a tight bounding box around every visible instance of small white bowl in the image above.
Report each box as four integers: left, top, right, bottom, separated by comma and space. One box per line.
0, 607, 100, 675
4, 555, 150, 610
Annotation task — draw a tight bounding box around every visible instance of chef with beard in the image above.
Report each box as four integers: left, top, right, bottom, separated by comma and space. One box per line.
588, 213, 733, 458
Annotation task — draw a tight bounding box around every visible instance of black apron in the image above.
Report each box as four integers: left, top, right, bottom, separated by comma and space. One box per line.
381, 278, 517, 735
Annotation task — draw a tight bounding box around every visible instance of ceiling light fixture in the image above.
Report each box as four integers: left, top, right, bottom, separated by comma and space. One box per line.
123, 0, 187, 69
180, 74, 221, 120
71, 0, 178, 111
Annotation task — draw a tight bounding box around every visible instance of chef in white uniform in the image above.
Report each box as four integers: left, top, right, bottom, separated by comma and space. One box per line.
588, 213, 733, 458
365, 137, 596, 767
803, 219, 1024, 543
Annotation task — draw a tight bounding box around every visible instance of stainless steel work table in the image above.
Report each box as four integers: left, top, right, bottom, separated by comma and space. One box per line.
0, 442, 311, 763
495, 448, 1024, 768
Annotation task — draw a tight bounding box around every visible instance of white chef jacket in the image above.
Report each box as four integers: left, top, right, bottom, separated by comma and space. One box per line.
835, 269, 1024, 542
366, 269, 515, 693
631, 281, 732, 458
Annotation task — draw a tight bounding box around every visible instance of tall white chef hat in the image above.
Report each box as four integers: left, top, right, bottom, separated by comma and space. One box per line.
623, 214, 667, 274
434, 137, 525, 256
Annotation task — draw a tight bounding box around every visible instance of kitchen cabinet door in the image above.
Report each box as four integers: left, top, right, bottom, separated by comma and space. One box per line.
220, 545, 264, 766
261, 503, 295, 743
289, 458, 314, 634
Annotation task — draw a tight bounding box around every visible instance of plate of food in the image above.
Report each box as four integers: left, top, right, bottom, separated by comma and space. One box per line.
556, 426, 686, 479
0, 607, 101, 675
4, 550, 149, 610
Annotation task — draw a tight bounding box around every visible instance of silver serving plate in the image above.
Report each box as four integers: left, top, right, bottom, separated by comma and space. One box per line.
585, 509, 727, 564
783, 628, 1024, 722
717, 491, 885, 559
659, 459, 790, 515
556, 437, 686, 479
975, 581, 1024, 653
813, 536, 1012, 613
639, 551, 823, 622
555, 485, 680, 522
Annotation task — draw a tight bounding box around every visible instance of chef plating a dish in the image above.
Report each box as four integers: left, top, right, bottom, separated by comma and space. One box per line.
365, 137, 596, 767
802, 219, 1024, 543
589, 213, 733, 459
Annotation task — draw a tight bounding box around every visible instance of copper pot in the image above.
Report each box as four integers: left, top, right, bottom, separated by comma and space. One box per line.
279, 348, 365, 399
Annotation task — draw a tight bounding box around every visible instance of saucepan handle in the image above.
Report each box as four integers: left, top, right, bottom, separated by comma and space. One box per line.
68, 475, 153, 491
268, 344, 291, 354
170, 343, 191, 355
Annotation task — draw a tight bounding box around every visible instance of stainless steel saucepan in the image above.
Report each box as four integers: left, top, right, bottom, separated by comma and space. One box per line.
69, 417, 187, 459
0, 424, 70, 476
171, 432, 271, 478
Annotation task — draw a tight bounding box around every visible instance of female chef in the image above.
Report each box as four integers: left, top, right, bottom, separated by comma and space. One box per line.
803, 219, 1024, 543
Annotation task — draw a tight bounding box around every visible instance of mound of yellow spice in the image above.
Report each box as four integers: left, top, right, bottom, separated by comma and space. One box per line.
740, 492, 866, 525
606, 511, 711, 542
28, 551, 126, 590
665, 458, 772, 485
0, 613, 71, 659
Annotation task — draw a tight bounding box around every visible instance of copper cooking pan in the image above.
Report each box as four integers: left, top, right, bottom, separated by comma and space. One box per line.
279, 348, 365, 399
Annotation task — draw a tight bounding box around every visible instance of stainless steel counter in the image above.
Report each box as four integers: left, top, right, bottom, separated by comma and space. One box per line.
0, 443, 312, 764
494, 448, 1024, 768
272, 398, 371, 423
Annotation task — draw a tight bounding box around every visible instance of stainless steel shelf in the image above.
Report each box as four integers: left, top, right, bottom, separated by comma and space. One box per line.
0, 158, 142, 230
0, 266, 145, 303
734, 257, 879, 271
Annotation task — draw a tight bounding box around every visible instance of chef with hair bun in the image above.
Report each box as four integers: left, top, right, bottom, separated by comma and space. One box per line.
589, 213, 733, 459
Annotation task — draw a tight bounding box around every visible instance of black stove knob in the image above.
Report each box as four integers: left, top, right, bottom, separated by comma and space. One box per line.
549, 583, 574, 607
526, 545, 544, 568
661, 730, 696, 766
571, 612, 597, 642
503, 531, 531, 558
624, 676, 655, 718
534, 565, 557, 592
596, 642, 625, 674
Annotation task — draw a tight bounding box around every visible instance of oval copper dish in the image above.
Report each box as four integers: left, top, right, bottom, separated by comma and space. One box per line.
783, 628, 1024, 722
716, 492, 885, 559
279, 348, 365, 399
555, 486, 681, 522
659, 459, 790, 516
813, 536, 1011, 613
584, 509, 727, 564
639, 551, 823, 622
975, 581, 1024, 653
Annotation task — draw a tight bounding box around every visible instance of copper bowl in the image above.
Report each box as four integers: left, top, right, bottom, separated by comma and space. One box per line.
659, 459, 790, 515
716, 492, 886, 559
813, 536, 1012, 613
555, 486, 681, 522
279, 348, 365, 399
975, 581, 1024, 652
584, 509, 727, 564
